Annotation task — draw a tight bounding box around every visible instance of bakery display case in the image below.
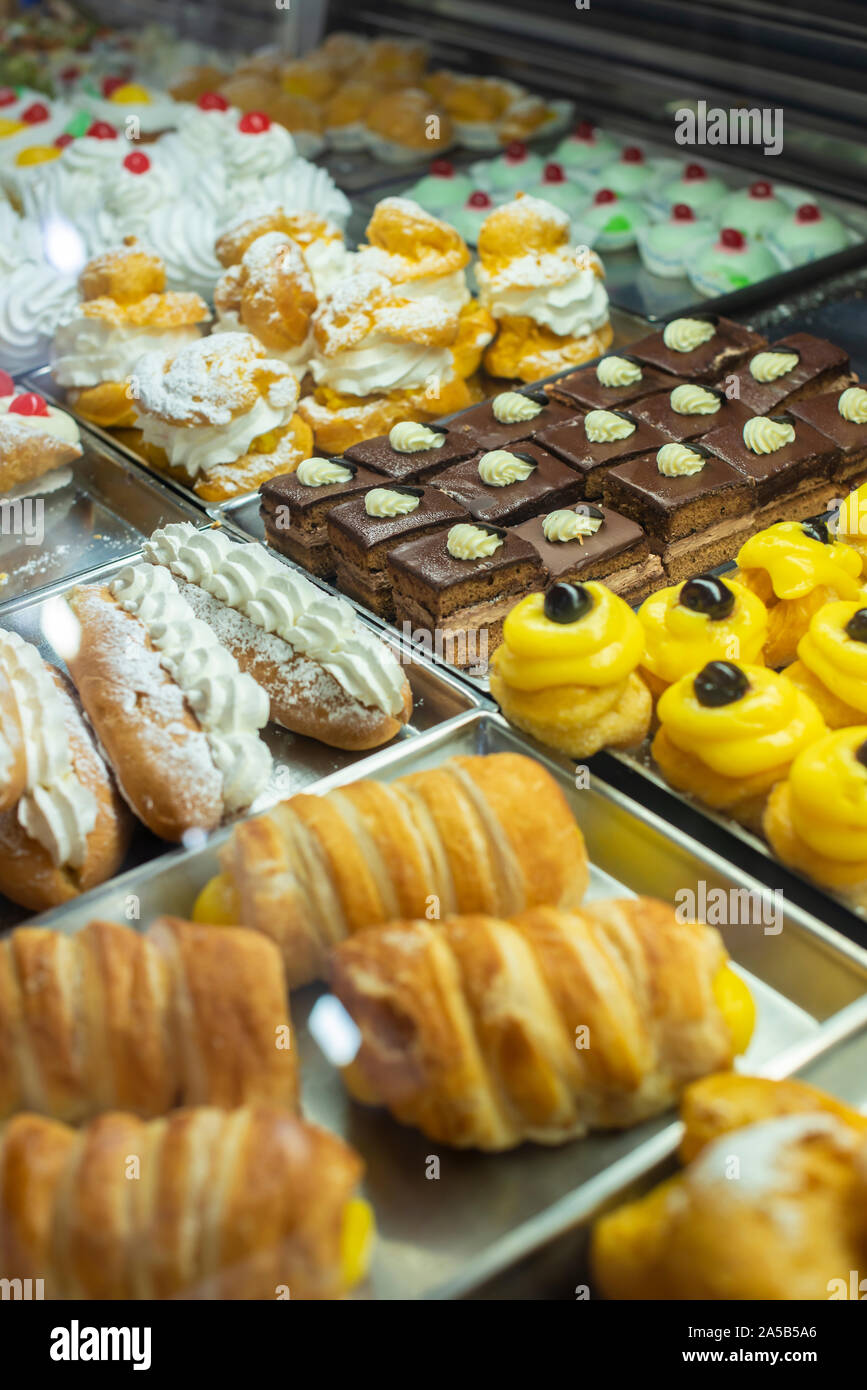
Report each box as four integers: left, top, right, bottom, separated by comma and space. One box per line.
2, 0, 867, 1318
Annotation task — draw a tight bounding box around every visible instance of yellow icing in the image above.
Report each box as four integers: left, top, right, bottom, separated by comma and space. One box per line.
737, 522, 863, 601
656, 664, 826, 778
491, 584, 644, 691
787, 727, 867, 862
109, 83, 152, 104
712, 965, 755, 1055
639, 579, 768, 686
796, 600, 867, 715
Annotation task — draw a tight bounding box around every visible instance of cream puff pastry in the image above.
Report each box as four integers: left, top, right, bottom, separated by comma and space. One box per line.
131, 332, 313, 500
52, 237, 211, 429
213, 231, 318, 381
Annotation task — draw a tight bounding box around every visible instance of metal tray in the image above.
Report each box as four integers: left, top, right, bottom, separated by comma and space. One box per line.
0, 550, 487, 932
0, 421, 210, 607
18, 709, 867, 1300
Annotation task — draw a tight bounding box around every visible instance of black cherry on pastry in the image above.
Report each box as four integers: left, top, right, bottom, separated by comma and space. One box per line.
544, 582, 594, 624
845, 609, 867, 644
693, 660, 750, 707
679, 575, 735, 620
801, 518, 829, 545
856, 740, 867, 770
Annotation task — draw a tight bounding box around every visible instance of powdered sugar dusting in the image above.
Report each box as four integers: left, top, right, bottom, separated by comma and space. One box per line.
131, 333, 298, 425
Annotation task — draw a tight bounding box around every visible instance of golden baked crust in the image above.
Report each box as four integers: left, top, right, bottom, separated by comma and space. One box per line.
297, 378, 474, 455
763, 779, 867, 896
79, 237, 165, 304
0, 669, 132, 912
0, 417, 82, 490
363, 197, 470, 280
484, 316, 614, 383
215, 209, 339, 268
78, 291, 209, 329
330, 898, 733, 1149
0, 666, 25, 814
66, 382, 138, 429
0, 1106, 362, 1298
217, 751, 589, 987
132, 333, 299, 428
214, 236, 316, 353
652, 725, 787, 834
364, 87, 452, 152
490, 667, 652, 758
678, 1074, 867, 1165
143, 413, 314, 501
0, 917, 296, 1122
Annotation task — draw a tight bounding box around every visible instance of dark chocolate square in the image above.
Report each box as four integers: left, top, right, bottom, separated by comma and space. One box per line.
431, 443, 584, 526
700, 413, 838, 505
790, 388, 867, 482
388, 526, 543, 620
630, 386, 755, 443
327, 485, 468, 565
511, 503, 648, 581
533, 412, 668, 498
628, 315, 766, 384
546, 357, 672, 411
343, 425, 477, 482
732, 334, 853, 414
449, 389, 581, 451
603, 446, 753, 543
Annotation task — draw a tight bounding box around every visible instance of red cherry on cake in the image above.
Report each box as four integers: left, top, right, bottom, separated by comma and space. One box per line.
750, 180, 772, 199
543, 162, 565, 183
468, 191, 492, 208
720, 227, 746, 249
672, 203, 696, 221
430, 158, 454, 177
123, 151, 151, 174
622, 146, 644, 163
198, 91, 229, 111
60, 66, 80, 83
238, 111, 271, 133
8, 393, 49, 418
594, 188, 617, 204
102, 76, 126, 98
86, 121, 117, 139
22, 102, 50, 124
796, 203, 821, 223
574, 120, 595, 140
684, 163, 706, 180
54, 133, 74, 149
0, 88, 17, 107
0, 370, 14, 398
505, 140, 527, 162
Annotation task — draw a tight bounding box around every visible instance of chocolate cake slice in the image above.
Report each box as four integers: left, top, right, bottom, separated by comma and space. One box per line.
343, 422, 477, 482
630, 383, 754, 443
545, 355, 672, 411
389, 523, 543, 669
628, 315, 766, 385
603, 441, 754, 581
259, 459, 382, 576
701, 411, 839, 526
449, 388, 581, 451
733, 334, 855, 415
790, 386, 867, 485
511, 503, 664, 604
533, 411, 667, 499
327, 484, 468, 619
431, 443, 584, 525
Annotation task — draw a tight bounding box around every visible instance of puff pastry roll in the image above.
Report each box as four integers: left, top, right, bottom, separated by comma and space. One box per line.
0, 1106, 368, 1300
329, 898, 742, 1150
0, 917, 297, 1123
199, 752, 589, 989
592, 1075, 867, 1300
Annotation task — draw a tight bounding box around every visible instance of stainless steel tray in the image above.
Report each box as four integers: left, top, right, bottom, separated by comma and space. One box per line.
0, 550, 487, 932
19, 709, 867, 1300
0, 420, 210, 607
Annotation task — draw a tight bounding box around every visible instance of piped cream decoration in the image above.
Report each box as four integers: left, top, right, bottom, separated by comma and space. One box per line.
388, 421, 446, 453
491, 391, 543, 424
478, 450, 535, 485
743, 416, 795, 455
749, 349, 799, 383
662, 318, 715, 353
296, 457, 353, 486
584, 409, 635, 443
364, 487, 420, 517
670, 384, 720, 417
446, 523, 503, 560
596, 356, 641, 388
838, 387, 867, 425
657, 442, 706, 477
542, 509, 603, 542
